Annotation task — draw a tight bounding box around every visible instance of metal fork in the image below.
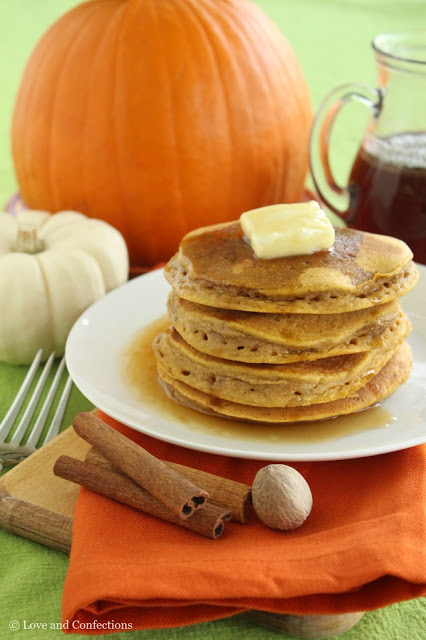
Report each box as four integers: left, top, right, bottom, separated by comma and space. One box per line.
0, 350, 73, 471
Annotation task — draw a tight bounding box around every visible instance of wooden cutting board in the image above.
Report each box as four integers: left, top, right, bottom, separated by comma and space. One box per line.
0, 426, 89, 552
0, 424, 364, 638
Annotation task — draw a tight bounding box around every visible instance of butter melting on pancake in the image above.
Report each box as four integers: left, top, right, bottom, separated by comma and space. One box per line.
165, 223, 418, 313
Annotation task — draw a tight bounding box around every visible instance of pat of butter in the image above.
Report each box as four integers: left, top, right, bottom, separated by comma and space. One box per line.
240, 201, 335, 259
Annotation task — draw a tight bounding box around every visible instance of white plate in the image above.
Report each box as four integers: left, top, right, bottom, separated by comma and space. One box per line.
66, 265, 426, 461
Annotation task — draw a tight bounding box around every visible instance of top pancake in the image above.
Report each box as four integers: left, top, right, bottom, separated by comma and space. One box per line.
165, 222, 418, 313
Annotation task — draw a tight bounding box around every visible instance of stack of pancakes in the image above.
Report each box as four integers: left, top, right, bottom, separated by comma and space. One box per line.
153, 222, 418, 423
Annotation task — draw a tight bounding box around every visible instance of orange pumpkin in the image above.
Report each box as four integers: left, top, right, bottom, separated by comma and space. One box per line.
12, 0, 312, 267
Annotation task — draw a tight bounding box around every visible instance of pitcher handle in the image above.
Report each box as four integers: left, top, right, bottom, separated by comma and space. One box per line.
309, 83, 384, 217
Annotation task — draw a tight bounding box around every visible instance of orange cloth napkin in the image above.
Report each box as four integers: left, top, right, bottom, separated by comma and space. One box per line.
62, 411, 426, 632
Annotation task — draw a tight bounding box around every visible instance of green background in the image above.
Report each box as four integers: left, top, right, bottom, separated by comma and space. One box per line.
0, 1, 425, 639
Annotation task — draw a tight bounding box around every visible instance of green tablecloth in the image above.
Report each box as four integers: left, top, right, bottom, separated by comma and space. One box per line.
0, 1, 425, 639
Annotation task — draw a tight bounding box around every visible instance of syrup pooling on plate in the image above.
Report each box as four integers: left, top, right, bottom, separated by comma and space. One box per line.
122, 317, 395, 445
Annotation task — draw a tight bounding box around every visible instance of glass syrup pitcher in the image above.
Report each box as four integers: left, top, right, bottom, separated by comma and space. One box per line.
309, 32, 426, 264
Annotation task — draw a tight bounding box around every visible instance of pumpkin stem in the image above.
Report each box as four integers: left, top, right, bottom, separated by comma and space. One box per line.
14, 227, 45, 254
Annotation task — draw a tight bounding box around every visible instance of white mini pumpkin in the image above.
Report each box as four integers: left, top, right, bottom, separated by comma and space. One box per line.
0, 210, 129, 364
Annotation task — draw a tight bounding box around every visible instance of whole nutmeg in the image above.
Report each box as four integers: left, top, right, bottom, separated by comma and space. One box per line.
252, 464, 312, 530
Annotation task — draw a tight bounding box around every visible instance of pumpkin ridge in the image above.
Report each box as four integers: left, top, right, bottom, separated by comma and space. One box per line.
35, 253, 55, 355
149, 0, 187, 256
209, 1, 258, 212
235, 0, 310, 201
184, 0, 234, 219
108, 1, 132, 249
200, 0, 269, 209
12, 12, 87, 209
251, 23, 288, 203
243, 6, 311, 202
11, 35, 52, 208
81, 2, 126, 231
227, 3, 285, 204
239, 0, 292, 203
51, 5, 105, 211
80, 2, 127, 244
255, 12, 312, 199
39, 247, 105, 350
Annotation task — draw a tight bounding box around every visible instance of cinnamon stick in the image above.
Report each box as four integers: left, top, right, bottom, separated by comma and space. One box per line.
54, 456, 231, 539
86, 447, 252, 524
73, 412, 208, 520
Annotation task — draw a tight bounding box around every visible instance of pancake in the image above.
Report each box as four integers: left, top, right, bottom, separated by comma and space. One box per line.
154, 327, 407, 407
157, 342, 412, 423
165, 223, 418, 313
168, 292, 409, 363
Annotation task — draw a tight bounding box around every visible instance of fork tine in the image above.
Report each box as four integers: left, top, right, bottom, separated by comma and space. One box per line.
25, 356, 67, 449
0, 349, 44, 440
42, 373, 73, 445
9, 352, 56, 446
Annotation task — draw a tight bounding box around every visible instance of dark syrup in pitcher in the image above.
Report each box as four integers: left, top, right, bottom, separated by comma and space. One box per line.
347, 132, 426, 263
